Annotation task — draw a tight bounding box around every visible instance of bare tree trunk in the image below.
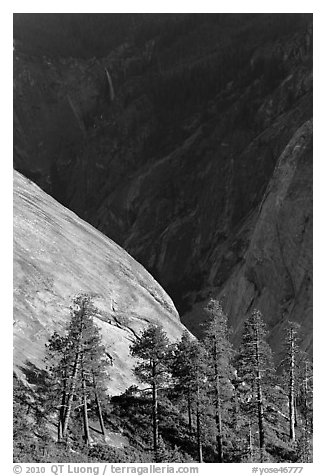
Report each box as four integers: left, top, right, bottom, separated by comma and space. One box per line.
57, 419, 63, 443
215, 379, 224, 462
254, 327, 265, 461
58, 364, 68, 443
294, 396, 298, 427
57, 390, 66, 442
92, 371, 106, 437
303, 360, 312, 433
289, 328, 296, 441
62, 350, 81, 439
257, 378, 265, 459
196, 387, 203, 463
82, 371, 90, 446
152, 364, 158, 461
187, 388, 192, 434
213, 340, 224, 462
248, 420, 253, 462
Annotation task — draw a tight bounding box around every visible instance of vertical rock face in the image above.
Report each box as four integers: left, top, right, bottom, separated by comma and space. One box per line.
13, 14, 312, 355
14, 171, 186, 394
182, 120, 312, 356
234, 120, 312, 353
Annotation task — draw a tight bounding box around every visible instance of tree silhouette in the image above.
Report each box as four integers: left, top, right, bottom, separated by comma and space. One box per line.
171, 331, 208, 462
203, 299, 235, 462
45, 294, 110, 445
130, 324, 171, 461
236, 309, 276, 462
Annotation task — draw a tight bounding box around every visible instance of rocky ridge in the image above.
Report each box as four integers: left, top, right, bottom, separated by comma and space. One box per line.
183, 119, 312, 355
14, 171, 186, 394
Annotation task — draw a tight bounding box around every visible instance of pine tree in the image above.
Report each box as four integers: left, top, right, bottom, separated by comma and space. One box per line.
236, 309, 276, 462
280, 321, 302, 442
45, 331, 71, 442
171, 332, 208, 463
170, 332, 194, 434
296, 356, 313, 462
130, 324, 171, 462
45, 294, 110, 445
203, 299, 234, 462
76, 301, 109, 442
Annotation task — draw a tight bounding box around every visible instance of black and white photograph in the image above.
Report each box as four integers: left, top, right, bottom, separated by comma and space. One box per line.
12, 10, 313, 466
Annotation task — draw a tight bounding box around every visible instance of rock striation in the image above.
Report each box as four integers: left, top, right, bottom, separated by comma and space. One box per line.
182, 119, 312, 357
13, 171, 186, 394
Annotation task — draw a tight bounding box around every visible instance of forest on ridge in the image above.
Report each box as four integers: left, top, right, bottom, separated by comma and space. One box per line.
14, 295, 312, 464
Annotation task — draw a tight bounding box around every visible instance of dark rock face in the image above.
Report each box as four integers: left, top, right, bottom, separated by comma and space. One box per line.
14, 14, 312, 355
182, 120, 312, 357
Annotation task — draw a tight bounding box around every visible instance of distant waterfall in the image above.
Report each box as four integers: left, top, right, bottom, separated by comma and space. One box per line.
105, 68, 115, 102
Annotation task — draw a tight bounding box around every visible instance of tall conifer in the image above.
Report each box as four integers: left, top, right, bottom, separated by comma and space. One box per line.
45, 294, 110, 445
203, 299, 234, 462
236, 309, 276, 462
171, 332, 208, 463
130, 324, 171, 461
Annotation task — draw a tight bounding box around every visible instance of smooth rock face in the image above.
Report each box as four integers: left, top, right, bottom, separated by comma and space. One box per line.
13, 171, 186, 394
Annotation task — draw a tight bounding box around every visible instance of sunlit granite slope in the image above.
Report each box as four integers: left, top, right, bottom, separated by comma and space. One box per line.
13, 171, 186, 394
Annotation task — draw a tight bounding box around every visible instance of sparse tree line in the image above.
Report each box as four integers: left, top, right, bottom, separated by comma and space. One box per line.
13, 293, 312, 463
129, 300, 312, 463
